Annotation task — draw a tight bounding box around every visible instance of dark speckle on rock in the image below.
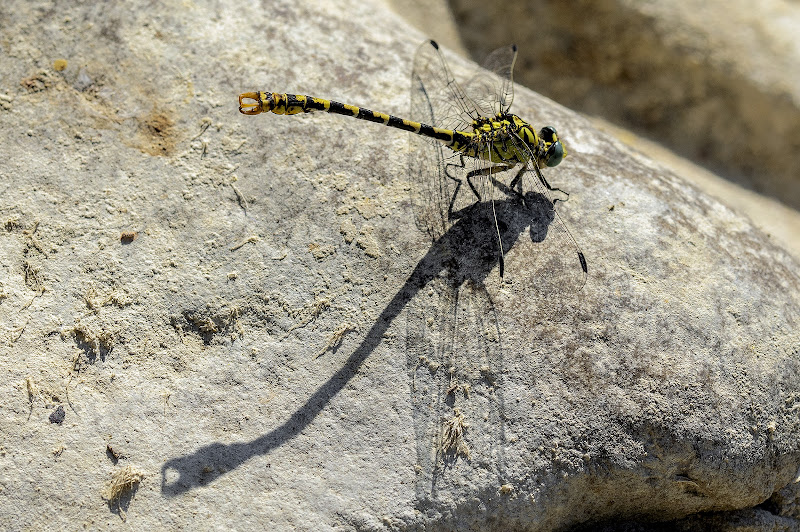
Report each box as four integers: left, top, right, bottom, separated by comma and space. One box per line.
49, 405, 65, 424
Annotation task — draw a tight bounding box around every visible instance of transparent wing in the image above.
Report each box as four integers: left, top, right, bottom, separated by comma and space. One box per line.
406, 275, 506, 498
462, 44, 517, 118
498, 193, 587, 303
452, 132, 587, 302
408, 40, 480, 239
409, 40, 480, 134
408, 41, 519, 241
408, 67, 457, 239
493, 134, 587, 301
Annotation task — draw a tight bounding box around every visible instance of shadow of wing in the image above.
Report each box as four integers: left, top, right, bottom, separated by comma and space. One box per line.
406, 275, 507, 506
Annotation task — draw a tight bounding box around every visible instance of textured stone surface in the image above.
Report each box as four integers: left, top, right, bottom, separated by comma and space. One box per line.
0, 0, 798, 530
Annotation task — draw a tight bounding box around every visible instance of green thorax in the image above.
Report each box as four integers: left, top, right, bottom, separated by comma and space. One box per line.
452, 113, 539, 164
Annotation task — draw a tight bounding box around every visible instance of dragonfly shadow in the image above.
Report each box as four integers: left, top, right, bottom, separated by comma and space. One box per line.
160, 191, 556, 496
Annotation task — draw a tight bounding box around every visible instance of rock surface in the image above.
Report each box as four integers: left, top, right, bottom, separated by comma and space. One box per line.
0, 0, 798, 530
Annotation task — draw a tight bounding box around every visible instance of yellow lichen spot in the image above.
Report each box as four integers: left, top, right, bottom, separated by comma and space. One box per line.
53, 59, 68, 71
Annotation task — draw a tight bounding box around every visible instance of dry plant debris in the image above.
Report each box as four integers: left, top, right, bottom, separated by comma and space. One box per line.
441, 407, 470, 458
104, 464, 145, 518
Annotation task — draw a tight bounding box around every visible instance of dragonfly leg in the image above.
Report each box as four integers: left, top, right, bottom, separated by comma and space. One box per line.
463, 162, 515, 278
446, 155, 483, 201
446, 179, 464, 221
444, 155, 466, 183
444, 155, 468, 221
533, 164, 570, 204
467, 163, 515, 199
508, 164, 525, 191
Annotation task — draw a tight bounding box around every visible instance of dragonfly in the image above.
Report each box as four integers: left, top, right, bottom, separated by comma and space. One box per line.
238, 39, 586, 289
238, 42, 588, 485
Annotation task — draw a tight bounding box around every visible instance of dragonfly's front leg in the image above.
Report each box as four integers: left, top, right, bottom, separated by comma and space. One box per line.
533, 165, 569, 206
510, 163, 571, 205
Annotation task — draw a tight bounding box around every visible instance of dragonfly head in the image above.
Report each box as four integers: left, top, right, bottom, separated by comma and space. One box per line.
539, 126, 566, 167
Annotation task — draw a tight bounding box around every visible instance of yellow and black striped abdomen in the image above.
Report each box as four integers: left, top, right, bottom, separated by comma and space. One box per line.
239, 92, 471, 147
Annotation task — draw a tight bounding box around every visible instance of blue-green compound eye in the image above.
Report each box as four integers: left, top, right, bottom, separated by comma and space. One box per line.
539, 126, 557, 143
545, 141, 564, 167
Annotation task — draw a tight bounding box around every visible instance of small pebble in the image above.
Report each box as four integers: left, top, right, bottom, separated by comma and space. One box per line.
49, 405, 65, 424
